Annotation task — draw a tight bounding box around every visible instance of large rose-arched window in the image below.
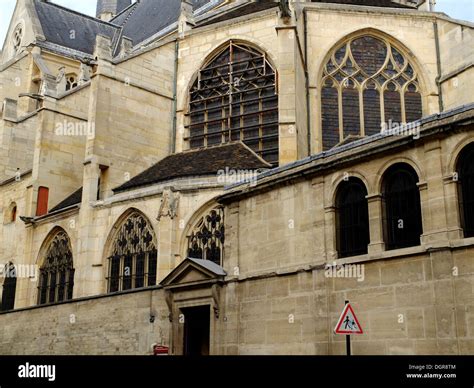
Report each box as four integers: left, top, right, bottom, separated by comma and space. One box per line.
321, 35, 423, 150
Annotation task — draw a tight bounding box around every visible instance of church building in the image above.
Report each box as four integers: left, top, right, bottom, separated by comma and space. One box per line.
0, 0, 473, 355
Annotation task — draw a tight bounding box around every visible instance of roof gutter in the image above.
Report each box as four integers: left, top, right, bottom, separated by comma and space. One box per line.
433, 18, 445, 112
171, 39, 179, 154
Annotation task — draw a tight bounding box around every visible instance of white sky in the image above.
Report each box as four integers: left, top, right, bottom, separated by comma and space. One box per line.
1, 0, 473, 48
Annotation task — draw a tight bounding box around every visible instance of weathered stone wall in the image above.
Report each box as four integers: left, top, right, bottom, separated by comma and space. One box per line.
0, 288, 170, 355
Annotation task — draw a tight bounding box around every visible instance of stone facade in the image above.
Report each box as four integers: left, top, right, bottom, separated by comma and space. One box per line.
0, 0, 473, 355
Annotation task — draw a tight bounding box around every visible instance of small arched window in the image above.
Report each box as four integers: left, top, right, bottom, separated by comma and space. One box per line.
187, 207, 225, 265
321, 34, 423, 150
12, 24, 23, 52
456, 143, 474, 238
336, 178, 370, 258
4, 202, 17, 224
186, 41, 279, 166
107, 212, 158, 293
11, 205, 17, 222
1, 263, 17, 311
38, 231, 75, 305
382, 163, 423, 250
66, 74, 78, 91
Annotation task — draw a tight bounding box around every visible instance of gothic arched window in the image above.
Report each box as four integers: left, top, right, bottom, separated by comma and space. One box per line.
382, 163, 423, 250
336, 178, 370, 258
66, 74, 78, 91
1, 263, 17, 311
321, 35, 422, 150
187, 207, 225, 265
456, 143, 474, 238
107, 212, 158, 293
38, 231, 75, 305
186, 41, 279, 166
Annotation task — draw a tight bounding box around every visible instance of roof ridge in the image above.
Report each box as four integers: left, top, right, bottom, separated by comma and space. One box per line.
111, 1, 139, 27
36, 0, 121, 28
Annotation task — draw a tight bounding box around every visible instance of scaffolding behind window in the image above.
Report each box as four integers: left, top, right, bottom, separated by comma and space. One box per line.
186, 41, 279, 166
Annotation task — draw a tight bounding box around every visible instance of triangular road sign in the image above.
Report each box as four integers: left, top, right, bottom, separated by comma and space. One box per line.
334, 303, 363, 335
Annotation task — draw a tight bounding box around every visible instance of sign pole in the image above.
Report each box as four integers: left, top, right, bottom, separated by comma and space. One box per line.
345, 300, 351, 356
334, 299, 363, 354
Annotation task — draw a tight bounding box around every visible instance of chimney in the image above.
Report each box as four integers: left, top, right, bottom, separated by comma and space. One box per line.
96, 0, 132, 21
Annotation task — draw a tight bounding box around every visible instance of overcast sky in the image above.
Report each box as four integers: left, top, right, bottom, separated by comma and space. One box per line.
1, 0, 473, 48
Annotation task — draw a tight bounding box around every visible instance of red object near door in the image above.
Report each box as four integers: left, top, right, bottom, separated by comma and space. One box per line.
153, 345, 169, 356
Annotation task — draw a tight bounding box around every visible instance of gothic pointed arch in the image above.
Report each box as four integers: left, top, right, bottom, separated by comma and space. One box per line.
320, 32, 423, 150
185, 205, 225, 266
106, 210, 158, 293
186, 40, 279, 166
37, 228, 75, 305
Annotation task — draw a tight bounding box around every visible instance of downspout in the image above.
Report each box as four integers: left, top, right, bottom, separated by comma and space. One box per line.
304, 8, 311, 156
433, 19, 444, 113
171, 39, 179, 154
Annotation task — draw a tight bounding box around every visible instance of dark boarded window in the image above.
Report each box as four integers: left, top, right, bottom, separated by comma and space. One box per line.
1, 263, 17, 311
336, 178, 370, 258
38, 231, 74, 305
382, 164, 423, 250
321, 35, 422, 150
187, 41, 279, 166
457, 144, 474, 238
106, 212, 158, 293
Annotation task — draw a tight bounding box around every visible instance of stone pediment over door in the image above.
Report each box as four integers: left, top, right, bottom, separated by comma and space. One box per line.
160, 258, 227, 290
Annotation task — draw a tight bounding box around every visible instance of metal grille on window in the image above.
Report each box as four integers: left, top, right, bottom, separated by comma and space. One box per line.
38, 231, 75, 305
336, 178, 370, 258
1, 263, 17, 311
187, 207, 225, 265
382, 164, 423, 250
457, 144, 474, 238
186, 41, 279, 166
322, 35, 423, 150
107, 212, 158, 293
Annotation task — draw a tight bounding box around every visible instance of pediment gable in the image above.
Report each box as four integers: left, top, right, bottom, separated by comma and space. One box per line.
160, 258, 226, 288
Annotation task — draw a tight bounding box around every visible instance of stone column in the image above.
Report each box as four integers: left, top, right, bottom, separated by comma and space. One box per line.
276, 19, 299, 165
367, 194, 385, 255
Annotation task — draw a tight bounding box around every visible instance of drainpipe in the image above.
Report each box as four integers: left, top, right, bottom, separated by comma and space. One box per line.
304, 8, 311, 156
433, 19, 444, 113
171, 39, 179, 154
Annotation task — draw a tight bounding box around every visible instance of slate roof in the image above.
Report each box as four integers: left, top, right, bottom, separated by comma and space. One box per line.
32, 0, 418, 59
310, 0, 416, 8
49, 187, 83, 213
111, 0, 182, 46
34, 1, 121, 55
188, 258, 227, 276
113, 142, 271, 193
